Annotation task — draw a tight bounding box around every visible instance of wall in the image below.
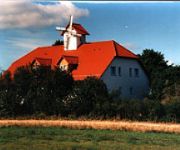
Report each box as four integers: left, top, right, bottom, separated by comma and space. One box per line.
59, 59, 68, 71
63, 30, 81, 50
101, 57, 149, 99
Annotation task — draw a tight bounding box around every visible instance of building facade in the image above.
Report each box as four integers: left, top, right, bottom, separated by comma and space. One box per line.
7, 16, 150, 99
101, 57, 149, 99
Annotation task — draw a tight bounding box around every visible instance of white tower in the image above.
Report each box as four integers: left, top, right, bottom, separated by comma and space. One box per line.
56, 16, 89, 51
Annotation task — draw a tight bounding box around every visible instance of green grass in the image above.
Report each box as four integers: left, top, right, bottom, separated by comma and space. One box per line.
0, 127, 180, 150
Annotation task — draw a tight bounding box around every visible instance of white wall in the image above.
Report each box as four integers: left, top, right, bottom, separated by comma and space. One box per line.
101, 57, 150, 99
63, 30, 81, 50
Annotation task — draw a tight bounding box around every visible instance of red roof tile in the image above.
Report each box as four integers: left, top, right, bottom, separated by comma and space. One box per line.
72, 23, 89, 35
7, 40, 138, 80
58, 56, 78, 65
33, 57, 52, 66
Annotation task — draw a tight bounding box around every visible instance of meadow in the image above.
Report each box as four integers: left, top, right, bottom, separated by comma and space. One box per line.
0, 126, 180, 150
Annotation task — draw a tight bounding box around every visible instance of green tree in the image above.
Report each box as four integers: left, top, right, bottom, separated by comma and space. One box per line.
0, 72, 18, 117
0, 65, 74, 117
52, 40, 64, 46
64, 77, 110, 117
162, 65, 180, 102
139, 49, 168, 100
25, 66, 74, 116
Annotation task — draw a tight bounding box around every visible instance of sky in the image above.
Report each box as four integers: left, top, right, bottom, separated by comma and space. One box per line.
0, 1, 180, 71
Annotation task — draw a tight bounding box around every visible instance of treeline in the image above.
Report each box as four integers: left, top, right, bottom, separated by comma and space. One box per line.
0, 49, 179, 122
139, 49, 180, 102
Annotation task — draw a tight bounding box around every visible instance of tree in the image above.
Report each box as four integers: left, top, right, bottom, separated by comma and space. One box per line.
25, 66, 74, 116
52, 40, 64, 46
161, 65, 180, 102
0, 71, 18, 117
64, 77, 110, 117
139, 49, 168, 100
139, 49, 168, 74
0, 65, 74, 117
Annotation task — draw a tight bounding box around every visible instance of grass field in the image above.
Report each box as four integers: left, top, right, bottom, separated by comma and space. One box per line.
0, 126, 180, 150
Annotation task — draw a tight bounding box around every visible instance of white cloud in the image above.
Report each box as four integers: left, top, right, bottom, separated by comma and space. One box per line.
0, 1, 89, 29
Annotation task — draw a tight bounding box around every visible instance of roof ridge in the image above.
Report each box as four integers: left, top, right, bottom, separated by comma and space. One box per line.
86, 40, 115, 44
62, 55, 78, 58
72, 23, 81, 25
112, 40, 118, 56
35, 57, 52, 60
38, 45, 63, 49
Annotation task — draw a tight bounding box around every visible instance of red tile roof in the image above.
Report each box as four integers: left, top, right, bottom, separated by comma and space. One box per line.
7, 40, 138, 80
62, 23, 89, 35
58, 56, 78, 65
33, 57, 52, 66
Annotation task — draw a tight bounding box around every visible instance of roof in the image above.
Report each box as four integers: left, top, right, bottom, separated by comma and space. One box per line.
58, 56, 78, 65
62, 23, 89, 35
7, 40, 138, 80
33, 57, 52, 66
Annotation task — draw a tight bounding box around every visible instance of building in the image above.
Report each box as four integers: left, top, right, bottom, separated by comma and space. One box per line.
7, 16, 149, 99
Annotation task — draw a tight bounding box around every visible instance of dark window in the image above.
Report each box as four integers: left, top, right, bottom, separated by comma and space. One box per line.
130, 87, 133, 95
110, 66, 116, 76
129, 68, 132, 77
119, 87, 122, 95
118, 67, 121, 76
134, 68, 139, 77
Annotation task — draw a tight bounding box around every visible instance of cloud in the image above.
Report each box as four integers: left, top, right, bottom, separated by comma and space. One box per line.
0, 1, 89, 29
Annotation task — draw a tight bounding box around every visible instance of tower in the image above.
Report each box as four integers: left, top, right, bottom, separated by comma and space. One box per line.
56, 16, 89, 51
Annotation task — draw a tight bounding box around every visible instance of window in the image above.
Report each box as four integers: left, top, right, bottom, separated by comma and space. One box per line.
134, 68, 139, 77
110, 66, 116, 76
60, 65, 68, 71
130, 87, 133, 95
119, 87, 122, 95
118, 67, 121, 76
129, 68, 132, 77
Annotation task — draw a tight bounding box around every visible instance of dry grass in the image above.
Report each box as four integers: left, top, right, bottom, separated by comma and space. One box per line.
0, 119, 180, 133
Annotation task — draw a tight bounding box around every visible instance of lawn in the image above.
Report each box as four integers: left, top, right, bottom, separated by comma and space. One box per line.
0, 127, 180, 150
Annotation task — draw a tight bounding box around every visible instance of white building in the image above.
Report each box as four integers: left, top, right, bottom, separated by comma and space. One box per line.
8, 16, 150, 99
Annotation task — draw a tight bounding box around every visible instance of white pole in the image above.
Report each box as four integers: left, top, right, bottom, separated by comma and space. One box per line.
69, 15, 73, 31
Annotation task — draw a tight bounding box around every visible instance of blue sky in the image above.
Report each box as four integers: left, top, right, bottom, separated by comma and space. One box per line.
0, 1, 180, 71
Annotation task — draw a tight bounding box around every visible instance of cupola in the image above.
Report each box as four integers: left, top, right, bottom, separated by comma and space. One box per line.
56, 16, 89, 51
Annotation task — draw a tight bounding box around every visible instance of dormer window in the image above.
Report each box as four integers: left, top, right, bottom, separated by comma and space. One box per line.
57, 56, 78, 72
32, 58, 52, 69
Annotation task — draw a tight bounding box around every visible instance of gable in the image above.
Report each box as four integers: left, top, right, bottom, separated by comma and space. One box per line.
59, 59, 68, 66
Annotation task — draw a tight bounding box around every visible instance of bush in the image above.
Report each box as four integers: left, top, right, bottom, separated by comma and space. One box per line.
0, 65, 180, 122
63, 77, 110, 118
165, 99, 180, 122
0, 66, 74, 117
